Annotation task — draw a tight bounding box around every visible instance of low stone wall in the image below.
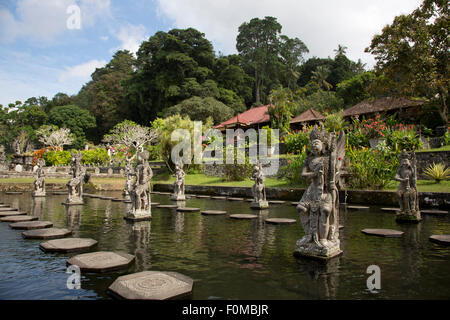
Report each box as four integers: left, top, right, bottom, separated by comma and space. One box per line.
415, 150, 450, 178
202, 158, 289, 177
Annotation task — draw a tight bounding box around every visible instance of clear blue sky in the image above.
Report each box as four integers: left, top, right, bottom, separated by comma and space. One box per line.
0, 0, 422, 106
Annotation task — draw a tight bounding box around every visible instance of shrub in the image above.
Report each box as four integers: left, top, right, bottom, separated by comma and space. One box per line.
81, 148, 109, 165
423, 163, 450, 183
324, 110, 347, 132
385, 125, 422, 152
279, 148, 307, 186
222, 149, 252, 181
283, 128, 311, 154
43, 150, 72, 166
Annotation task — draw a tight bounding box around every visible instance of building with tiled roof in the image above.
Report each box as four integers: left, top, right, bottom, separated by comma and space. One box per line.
214, 105, 271, 130
342, 97, 426, 119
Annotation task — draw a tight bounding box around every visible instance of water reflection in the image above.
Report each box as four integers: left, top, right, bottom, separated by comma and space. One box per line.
66, 205, 82, 234
127, 220, 152, 271
31, 197, 45, 219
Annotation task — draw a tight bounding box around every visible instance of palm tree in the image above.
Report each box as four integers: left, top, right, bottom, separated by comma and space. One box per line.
334, 44, 348, 57
311, 66, 332, 91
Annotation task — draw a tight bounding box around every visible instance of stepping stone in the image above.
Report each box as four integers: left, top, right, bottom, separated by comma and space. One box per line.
230, 214, 257, 220
66, 251, 135, 273
381, 208, 400, 212
201, 210, 227, 216
123, 200, 132, 203
0, 204, 10, 208
268, 200, 285, 204
111, 198, 123, 202
150, 202, 160, 206
361, 229, 404, 237
52, 191, 68, 195
0, 215, 38, 223
347, 205, 370, 210
291, 202, 299, 206
0, 207, 18, 212
0, 211, 26, 217
212, 196, 226, 200
245, 199, 254, 202
228, 197, 244, 201
10, 221, 53, 230
5, 192, 23, 195
429, 235, 450, 246
108, 271, 193, 300
22, 228, 72, 239
99, 196, 114, 200
339, 225, 344, 229
265, 218, 296, 224
421, 209, 448, 215
157, 204, 178, 209
89, 195, 101, 198
196, 195, 211, 198
40, 238, 97, 252
176, 207, 200, 212
159, 192, 172, 195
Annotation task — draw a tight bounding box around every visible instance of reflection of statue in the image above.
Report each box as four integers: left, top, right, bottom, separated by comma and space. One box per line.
250, 161, 268, 209
123, 158, 134, 200
294, 124, 346, 260
171, 163, 186, 201
32, 158, 46, 197
65, 152, 85, 205
126, 151, 152, 221
395, 150, 421, 222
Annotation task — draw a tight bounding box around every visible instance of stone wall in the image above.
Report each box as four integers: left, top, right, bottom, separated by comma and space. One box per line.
202, 158, 289, 177
415, 151, 450, 179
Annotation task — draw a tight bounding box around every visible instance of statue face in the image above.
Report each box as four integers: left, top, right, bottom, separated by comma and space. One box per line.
311, 139, 323, 155
400, 159, 410, 168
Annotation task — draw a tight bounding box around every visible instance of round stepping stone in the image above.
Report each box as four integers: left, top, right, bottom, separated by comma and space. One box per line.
22, 228, 72, 239
0, 207, 18, 212
10, 221, 53, 230
40, 238, 97, 252
347, 205, 370, 210
108, 271, 193, 300
230, 214, 257, 220
201, 210, 227, 216
176, 207, 200, 212
421, 209, 448, 215
429, 235, 450, 246
228, 197, 244, 201
361, 229, 404, 237
157, 204, 178, 209
196, 195, 211, 198
265, 218, 296, 224
0, 211, 26, 217
381, 208, 400, 212
0, 215, 38, 222
268, 200, 286, 204
212, 196, 226, 200
5, 191, 23, 195
66, 251, 135, 273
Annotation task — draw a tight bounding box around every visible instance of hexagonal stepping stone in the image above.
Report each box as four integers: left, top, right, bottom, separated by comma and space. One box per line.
0, 211, 26, 217
268, 200, 285, 204
10, 220, 53, 230
157, 204, 178, 209
0, 215, 38, 223
361, 229, 404, 237
150, 202, 160, 206
212, 196, 226, 200
111, 198, 123, 202
228, 197, 244, 201
5, 191, 23, 195
66, 251, 135, 273
40, 238, 97, 252
381, 208, 400, 212
0, 207, 18, 212
201, 210, 227, 216
347, 205, 370, 210
176, 207, 200, 212
265, 218, 296, 224
196, 195, 211, 199
22, 228, 72, 239
429, 235, 450, 246
230, 214, 257, 220
421, 209, 448, 215
108, 271, 193, 300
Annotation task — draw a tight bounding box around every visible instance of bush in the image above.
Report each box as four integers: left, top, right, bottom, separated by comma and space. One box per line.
43, 150, 72, 166
283, 128, 311, 154
423, 163, 450, 183
279, 148, 307, 186
145, 145, 161, 161
81, 148, 109, 165
222, 149, 252, 181
385, 125, 422, 152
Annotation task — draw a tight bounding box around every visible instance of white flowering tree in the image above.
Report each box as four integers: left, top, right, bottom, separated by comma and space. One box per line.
36, 125, 74, 151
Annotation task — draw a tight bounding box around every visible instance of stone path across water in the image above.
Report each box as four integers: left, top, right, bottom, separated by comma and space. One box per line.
0, 215, 38, 223
265, 218, 296, 224
201, 210, 227, 216
347, 206, 370, 210
23, 228, 72, 239
176, 207, 200, 212
40, 238, 97, 252
230, 214, 258, 220
429, 235, 450, 246
0, 207, 18, 212
0, 211, 27, 217
67, 251, 135, 273
361, 228, 404, 237
9, 221, 53, 230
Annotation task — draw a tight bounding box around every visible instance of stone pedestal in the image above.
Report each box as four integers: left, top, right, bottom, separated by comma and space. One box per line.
294, 239, 342, 260
64, 197, 84, 205
32, 190, 46, 197
395, 210, 422, 223
250, 200, 269, 209
170, 194, 186, 201
125, 208, 152, 222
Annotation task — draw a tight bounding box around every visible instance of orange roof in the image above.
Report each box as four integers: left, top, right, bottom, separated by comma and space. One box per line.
214, 105, 271, 129
290, 108, 325, 123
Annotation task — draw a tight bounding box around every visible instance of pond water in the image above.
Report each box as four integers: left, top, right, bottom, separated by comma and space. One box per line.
0, 191, 449, 300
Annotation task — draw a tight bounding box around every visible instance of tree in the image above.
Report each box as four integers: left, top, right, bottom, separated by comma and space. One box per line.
103, 120, 157, 153
36, 125, 74, 151
47, 105, 96, 149
311, 66, 332, 91
268, 87, 295, 133
336, 71, 377, 106
334, 44, 348, 57
365, 0, 449, 121
279, 35, 309, 90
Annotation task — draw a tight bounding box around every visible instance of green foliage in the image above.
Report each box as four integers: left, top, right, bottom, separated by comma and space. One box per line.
145, 144, 161, 161
268, 86, 295, 133
336, 71, 377, 106
81, 148, 109, 165
283, 128, 311, 154
324, 110, 347, 132
294, 90, 344, 115
423, 163, 450, 183
385, 126, 422, 151
222, 149, 252, 181
43, 150, 72, 166
279, 149, 307, 186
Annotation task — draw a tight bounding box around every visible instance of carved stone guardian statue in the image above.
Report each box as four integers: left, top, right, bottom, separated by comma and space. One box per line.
395, 149, 421, 223
65, 151, 86, 205
171, 163, 186, 201
250, 161, 268, 209
294, 124, 346, 260
32, 158, 46, 197
122, 158, 134, 200
126, 151, 152, 221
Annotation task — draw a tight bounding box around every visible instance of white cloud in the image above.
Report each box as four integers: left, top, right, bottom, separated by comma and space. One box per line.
0, 0, 111, 43
114, 23, 148, 54
156, 0, 423, 67
58, 59, 106, 83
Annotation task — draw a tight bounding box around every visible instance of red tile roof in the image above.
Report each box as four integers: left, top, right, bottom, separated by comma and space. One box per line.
290, 108, 325, 123
214, 105, 271, 129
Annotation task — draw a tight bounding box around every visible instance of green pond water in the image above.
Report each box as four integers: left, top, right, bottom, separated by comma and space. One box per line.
0, 191, 449, 300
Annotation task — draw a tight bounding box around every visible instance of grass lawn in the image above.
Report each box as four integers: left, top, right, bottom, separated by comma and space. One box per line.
417, 145, 450, 152
384, 179, 450, 193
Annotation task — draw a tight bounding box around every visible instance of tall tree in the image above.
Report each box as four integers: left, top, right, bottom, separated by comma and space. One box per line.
311, 66, 332, 91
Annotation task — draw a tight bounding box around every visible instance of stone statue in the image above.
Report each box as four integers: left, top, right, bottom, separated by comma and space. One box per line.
32, 158, 46, 197
250, 161, 268, 209
171, 163, 186, 201
294, 124, 346, 260
65, 151, 86, 205
126, 151, 152, 221
395, 149, 421, 222
123, 158, 134, 200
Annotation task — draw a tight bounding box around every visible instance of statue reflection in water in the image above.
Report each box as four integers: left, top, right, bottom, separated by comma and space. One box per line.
128, 220, 152, 271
